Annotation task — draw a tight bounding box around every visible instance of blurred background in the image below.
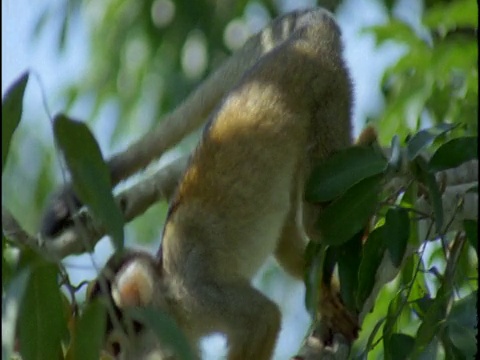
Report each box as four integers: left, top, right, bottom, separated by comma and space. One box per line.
3, 0, 475, 359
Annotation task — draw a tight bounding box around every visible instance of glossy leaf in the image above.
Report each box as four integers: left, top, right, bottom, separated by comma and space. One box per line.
428, 136, 477, 172
406, 123, 456, 160
305, 146, 387, 202
318, 174, 382, 246
356, 226, 386, 308
463, 219, 478, 249
388, 333, 415, 360
2, 72, 29, 173
53, 114, 124, 250
337, 231, 363, 312
384, 208, 410, 267
447, 322, 476, 359
447, 291, 477, 329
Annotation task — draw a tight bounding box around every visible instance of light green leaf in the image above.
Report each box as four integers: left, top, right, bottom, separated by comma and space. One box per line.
424, 0, 478, 30
18, 256, 66, 360
53, 114, 124, 250
70, 300, 107, 360
2, 72, 29, 173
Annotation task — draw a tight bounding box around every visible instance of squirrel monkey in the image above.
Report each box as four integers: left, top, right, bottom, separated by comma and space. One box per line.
44, 7, 376, 360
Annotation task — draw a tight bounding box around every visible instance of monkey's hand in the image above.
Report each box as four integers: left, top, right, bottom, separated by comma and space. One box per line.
40, 185, 82, 237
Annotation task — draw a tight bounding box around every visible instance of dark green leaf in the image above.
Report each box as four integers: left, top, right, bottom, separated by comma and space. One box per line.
413, 156, 444, 234
384, 208, 410, 267
412, 295, 434, 320
305, 146, 387, 202
382, 292, 404, 355
356, 226, 387, 308
447, 291, 477, 329
70, 300, 107, 360
318, 174, 382, 246
304, 241, 325, 317
128, 307, 195, 360
2, 72, 29, 173
337, 231, 363, 312
463, 219, 477, 249
389, 333, 415, 360
53, 114, 124, 250
428, 136, 477, 172
447, 322, 477, 359
387, 135, 402, 172
18, 258, 66, 360
406, 123, 456, 160
2, 268, 31, 360
416, 236, 471, 356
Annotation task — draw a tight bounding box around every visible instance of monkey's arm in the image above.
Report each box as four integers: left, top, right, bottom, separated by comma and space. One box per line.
40, 8, 336, 237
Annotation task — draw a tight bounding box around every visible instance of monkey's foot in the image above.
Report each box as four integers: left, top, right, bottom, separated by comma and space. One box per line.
317, 283, 359, 344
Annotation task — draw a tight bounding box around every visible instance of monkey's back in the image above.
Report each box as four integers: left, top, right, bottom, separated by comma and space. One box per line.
161, 17, 352, 282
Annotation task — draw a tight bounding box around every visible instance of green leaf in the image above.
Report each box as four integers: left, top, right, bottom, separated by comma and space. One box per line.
382, 292, 404, 356
18, 257, 66, 360
424, 0, 478, 30
387, 135, 402, 172
2, 268, 31, 360
53, 114, 124, 250
447, 322, 477, 359
447, 291, 477, 329
388, 333, 415, 360
366, 20, 424, 47
463, 219, 477, 249
318, 174, 382, 246
363, 316, 386, 358
336, 231, 363, 312
2, 72, 29, 173
428, 136, 477, 172
305, 146, 387, 202
356, 226, 387, 308
413, 156, 444, 235
406, 123, 456, 160
384, 208, 410, 267
304, 241, 325, 317
70, 300, 107, 360
128, 307, 195, 360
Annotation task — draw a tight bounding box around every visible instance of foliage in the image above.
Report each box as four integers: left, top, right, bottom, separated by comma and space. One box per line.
2, 0, 477, 359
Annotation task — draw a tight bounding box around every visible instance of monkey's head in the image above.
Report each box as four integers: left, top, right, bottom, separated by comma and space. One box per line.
40, 185, 82, 237
87, 250, 172, 359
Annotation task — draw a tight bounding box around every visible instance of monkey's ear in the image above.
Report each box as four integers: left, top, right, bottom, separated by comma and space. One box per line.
40, 185, 82, 237
111, 258, 156, 308
356, 126, 378, 146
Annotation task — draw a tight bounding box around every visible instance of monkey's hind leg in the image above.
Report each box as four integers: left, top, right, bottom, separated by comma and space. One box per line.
188, 280, 281, 360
